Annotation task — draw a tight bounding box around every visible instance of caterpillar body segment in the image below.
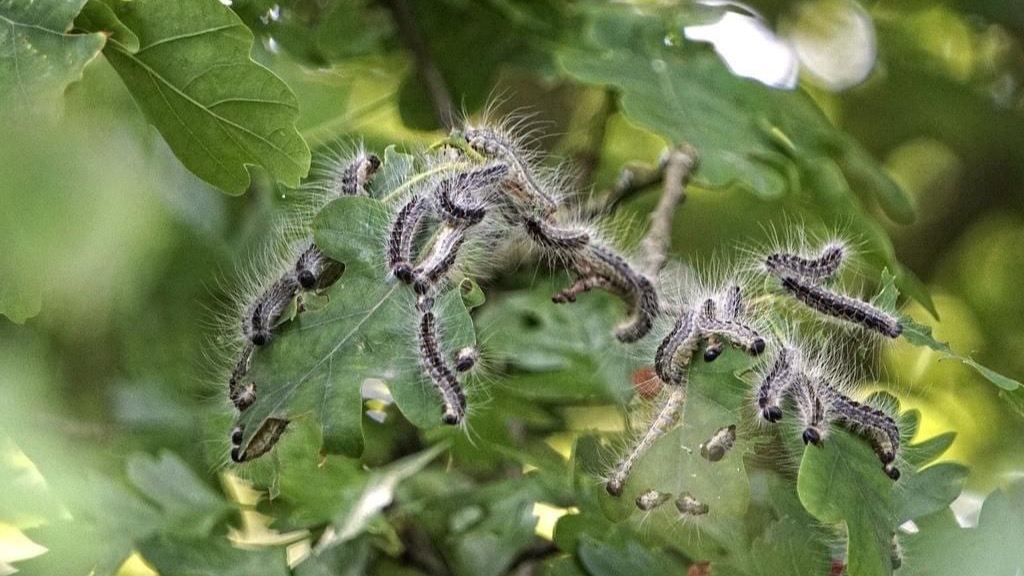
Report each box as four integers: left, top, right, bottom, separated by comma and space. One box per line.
695, 295, 766, 357
460, 125, 560, 215
654, 310, 699, 386
755, 346, 798, 423
412, 224, 472, 295
820, 384, 902, 479
522, 216, 590, 253
432, 163, 508, 225
388, 195, 430, 284
575, 243, 660, 343
780, 276, 903, 338
794, 373, 829, 446
765, 241, 845, 283
245, 274, 301, 346
606, 385, 686, 497
417, 307, 468, 425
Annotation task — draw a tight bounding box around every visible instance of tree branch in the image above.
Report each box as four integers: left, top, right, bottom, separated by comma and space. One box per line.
640, 144, 699, 277
380, 0, 456, 130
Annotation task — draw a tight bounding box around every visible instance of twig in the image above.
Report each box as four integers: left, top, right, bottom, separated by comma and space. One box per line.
379, 0, 457, 130
640, 144, 699, 277
585, 151, 668, 217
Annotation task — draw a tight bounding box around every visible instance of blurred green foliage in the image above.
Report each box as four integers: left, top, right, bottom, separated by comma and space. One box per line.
1, 0, 1023, 575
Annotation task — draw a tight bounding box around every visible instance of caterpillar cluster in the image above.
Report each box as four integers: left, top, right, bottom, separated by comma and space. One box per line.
606, 238, 907, 497
222, 116, 659, 461
754, 343, 902, 479
226, 151, 379, 463
607, 283, 766, 497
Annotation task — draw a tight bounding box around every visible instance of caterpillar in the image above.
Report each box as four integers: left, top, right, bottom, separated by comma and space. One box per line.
607, 386, 686, 496
412, 224, 472, 295
755, 346, 799, 423
417, 305, 467, 425
388, 195, 430, 284
294, 243, 343, 291
635, 488, 672, 511
460, 125, 560, 215
340, 152, 381, 196
433, 164, 508, 225
654, 310, 698, 386
780, 276, 903, 338
228, 342, 255, 411
696, 297, 766, 356
821, 384, 902, 480
558, 243, 659, 343
794, 373, 830, 446
699, 424, 737, 462
765, 241, 846, 283
244, 274, 301, 346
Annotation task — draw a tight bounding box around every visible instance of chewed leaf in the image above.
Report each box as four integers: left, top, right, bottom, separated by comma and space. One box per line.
232, 196, 476, 458
876, 270, 1021, 391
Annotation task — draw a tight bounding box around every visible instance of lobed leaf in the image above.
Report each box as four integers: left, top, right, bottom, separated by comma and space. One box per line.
0, 0, 105, 106
78, 0, 310, 194
232, 193, 476, 459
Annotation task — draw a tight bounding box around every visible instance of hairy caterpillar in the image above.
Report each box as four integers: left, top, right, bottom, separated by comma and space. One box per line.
432, 164, 507, 225
654, 310, 698, 386
821, 385, 902, 480
244, 274, 301, 346
699, 424, 737, 462
229, 418, 289, 463
341, 152, 382, 196
417, 303, 468, 425
557, 243, 659, 343
765, 241, 846, 283
294, 243, 344, 291
522, 216, 590, 252
454, 346, 479, 372
607, 386, 686, 496
696, 296, 766, 356
674, 492, 709, 516
459, 124, 560, 215
228, 343, 255, 411
780, 276, 903, 338
755, 346, 799, 423
635, 488, 673, 511
388, 195, 430, 284
794, 373, 830, 447
412, 223, 473, 295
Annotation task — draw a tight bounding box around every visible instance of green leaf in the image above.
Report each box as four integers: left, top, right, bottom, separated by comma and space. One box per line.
80, 0, 310, 194
577, 534, 686, 576
137, 534, 290, 576
0, 0, 105, 105
560, 6, 912, 222
902, 482, 1024, 576
74, 0, 138, 51
476, 285, 633, 403
798, 427, 896, 576
125, 451, 231, 537
876, 270, 1022, 391
234, 190, 477, 458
